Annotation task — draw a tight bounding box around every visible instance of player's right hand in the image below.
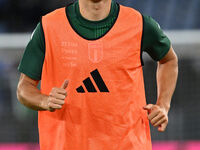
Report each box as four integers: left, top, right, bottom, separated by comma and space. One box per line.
45, 80, 69, 112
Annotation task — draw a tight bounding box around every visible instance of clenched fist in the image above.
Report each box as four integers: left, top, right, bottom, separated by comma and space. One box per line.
42, 80, 69, 112
143, 104, 169, 132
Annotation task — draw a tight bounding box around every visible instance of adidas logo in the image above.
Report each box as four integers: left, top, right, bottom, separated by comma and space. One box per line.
76, 69, 109, 93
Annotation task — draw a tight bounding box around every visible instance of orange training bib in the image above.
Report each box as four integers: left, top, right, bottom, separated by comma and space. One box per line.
40, 4, 152, 150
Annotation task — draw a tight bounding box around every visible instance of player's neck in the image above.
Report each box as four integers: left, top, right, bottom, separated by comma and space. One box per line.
78, 0, 112, 21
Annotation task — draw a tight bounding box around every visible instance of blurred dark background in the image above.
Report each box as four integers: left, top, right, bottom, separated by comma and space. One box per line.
0, 0, 200, 33
0, 0, 200, 149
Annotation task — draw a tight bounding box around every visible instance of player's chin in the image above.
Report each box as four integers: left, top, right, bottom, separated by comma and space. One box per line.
90, 0, 106, 3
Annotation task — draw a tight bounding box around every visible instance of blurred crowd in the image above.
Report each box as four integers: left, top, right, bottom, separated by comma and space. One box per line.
0, 0, 200, 33
0, 0, 74, 32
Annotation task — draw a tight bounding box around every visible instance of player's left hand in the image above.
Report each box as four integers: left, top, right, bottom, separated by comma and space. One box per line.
143, 104, 169, 132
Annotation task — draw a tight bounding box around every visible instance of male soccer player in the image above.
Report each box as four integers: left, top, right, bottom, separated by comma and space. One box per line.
17, 0, 178, 149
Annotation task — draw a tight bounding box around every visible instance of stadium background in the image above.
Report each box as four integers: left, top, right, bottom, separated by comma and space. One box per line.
0, 0, 200, 149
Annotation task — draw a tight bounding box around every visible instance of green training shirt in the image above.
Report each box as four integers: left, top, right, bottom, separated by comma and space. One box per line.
18, 1, 171, 80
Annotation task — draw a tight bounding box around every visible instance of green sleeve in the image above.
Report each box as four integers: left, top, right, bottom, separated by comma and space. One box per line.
18, 22, 45, 80
142, 15, 171, 61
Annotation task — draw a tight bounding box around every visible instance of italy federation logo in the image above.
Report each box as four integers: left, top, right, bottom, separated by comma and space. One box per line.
88, 42, 103, 63
76, 69, 109, 93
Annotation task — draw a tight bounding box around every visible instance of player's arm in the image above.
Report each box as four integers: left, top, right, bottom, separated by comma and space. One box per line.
144, 47, 178, 132
156, 46, 178, 113
17, 74, 68, 111
17, 74, 47, 110
16, 22, 68, 111
142, 15, 178, 132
